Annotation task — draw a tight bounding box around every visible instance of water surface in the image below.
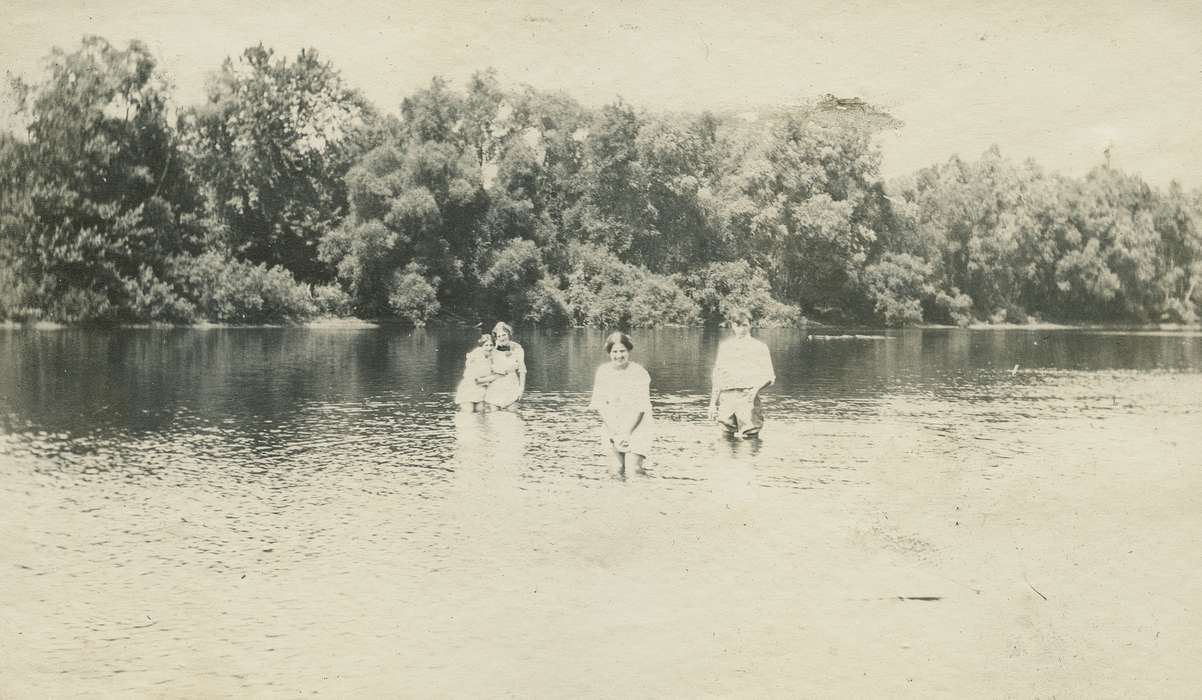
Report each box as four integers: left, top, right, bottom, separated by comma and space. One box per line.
2, 326, 1200, 697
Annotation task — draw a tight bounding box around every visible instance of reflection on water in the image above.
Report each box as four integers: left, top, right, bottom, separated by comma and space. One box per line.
2, 326, 1201, 696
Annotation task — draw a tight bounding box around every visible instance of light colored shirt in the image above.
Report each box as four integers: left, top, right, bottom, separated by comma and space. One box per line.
463, 348, 494, 382
491, 342, 525, 376
589, 361, 656, 456
484, 341, 525, 407
589, 362, 653, 419
712, 336, 775, 391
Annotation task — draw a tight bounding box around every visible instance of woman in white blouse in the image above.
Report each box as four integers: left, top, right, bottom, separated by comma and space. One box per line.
589, 332, 655, 476
484, 322, 526, 410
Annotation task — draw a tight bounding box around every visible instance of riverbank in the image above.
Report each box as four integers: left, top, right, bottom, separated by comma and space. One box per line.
5, 317, 1201, 333
0, 317, 380, 331
964, 321, 1202, 331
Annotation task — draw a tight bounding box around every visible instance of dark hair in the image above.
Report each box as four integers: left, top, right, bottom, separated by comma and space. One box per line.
603, 331, 634, 353
726, 310, 753, 326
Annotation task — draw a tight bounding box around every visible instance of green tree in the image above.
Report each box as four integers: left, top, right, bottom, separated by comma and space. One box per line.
564, 100, 654, 258
859, 253, 933, 326
888, 148, 1202, 324
1, 36, 201, 322
489, 85, 591, 274
400, 76, 464, 145
1153, 182, 1202, 322
1036, 166, 1162, 321
389, 262, 441, 326
899, 148, 1046, 321
680, 260, 799, 325
718, 112, 888, 316
185, 45, 374, 282
320, 134, 486, 316
478, 238, 566, 323
564, 243, 699, 327
634, 114, 724, 272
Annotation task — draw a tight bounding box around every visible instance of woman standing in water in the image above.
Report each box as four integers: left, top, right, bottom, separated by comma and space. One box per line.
589, 332, 654, 477
484, 322, 526, 410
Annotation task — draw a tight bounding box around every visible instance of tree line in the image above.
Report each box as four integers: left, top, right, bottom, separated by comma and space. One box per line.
2, 37, 1200, 327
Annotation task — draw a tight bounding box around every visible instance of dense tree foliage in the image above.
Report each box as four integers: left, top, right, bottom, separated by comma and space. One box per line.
3, 36, 1201, 326
890, 149, 1202, 324
185, 45, 376, 282
0, 37, 202, 322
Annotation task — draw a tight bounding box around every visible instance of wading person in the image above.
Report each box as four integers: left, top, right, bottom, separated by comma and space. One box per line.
484, 321, 526, 410
455, 334, 498, 413
589, 332, 655, 477
707, 311, 775, 438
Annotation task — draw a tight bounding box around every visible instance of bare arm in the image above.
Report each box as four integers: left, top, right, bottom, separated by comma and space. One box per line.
607, 410, 645, 442
748, 343, 775, 399
515, 345, 527, 396
746, 377, 773, 401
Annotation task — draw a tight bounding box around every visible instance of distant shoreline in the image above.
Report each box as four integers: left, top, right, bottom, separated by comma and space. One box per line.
5, 318, 1200, 333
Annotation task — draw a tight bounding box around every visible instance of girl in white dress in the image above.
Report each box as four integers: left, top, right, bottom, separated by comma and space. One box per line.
589, 332, 655, 476
455, 334, 497, 412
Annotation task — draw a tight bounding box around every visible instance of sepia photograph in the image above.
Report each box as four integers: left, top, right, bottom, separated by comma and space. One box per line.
2, 0, 1200, 696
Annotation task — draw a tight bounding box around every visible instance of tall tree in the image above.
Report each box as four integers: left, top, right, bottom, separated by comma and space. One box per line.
1, 36, 200, 322
185, 45, 374, 282
634, 114, 723, 272
1153, 182, 1202, 322
319, 80, 487, 317
719, 112, 888, 316
564, 100, 654, 258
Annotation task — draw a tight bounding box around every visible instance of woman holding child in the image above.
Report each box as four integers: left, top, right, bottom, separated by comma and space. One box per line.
455, 321, 526, 413
484, 322, 525, 410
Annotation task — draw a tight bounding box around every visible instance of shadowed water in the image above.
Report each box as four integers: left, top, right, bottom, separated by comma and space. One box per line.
2, 326, 1200, 697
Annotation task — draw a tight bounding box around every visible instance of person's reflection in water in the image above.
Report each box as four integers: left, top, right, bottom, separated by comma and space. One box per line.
723, 429, 764, 458
433, 411, 529, 573
452, 410, 527, 467
702, 429, 760, 504
481, 410, 527, 467
448, 410, 528, 517
451, 410, 489, 460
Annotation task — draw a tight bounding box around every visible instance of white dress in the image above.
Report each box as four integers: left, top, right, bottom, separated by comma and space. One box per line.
455, 348, 493, 405
484, 342, 525, 408
589, 361, 655, 456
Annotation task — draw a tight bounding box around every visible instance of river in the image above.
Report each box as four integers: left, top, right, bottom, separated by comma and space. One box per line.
2, 326, 1200, 697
